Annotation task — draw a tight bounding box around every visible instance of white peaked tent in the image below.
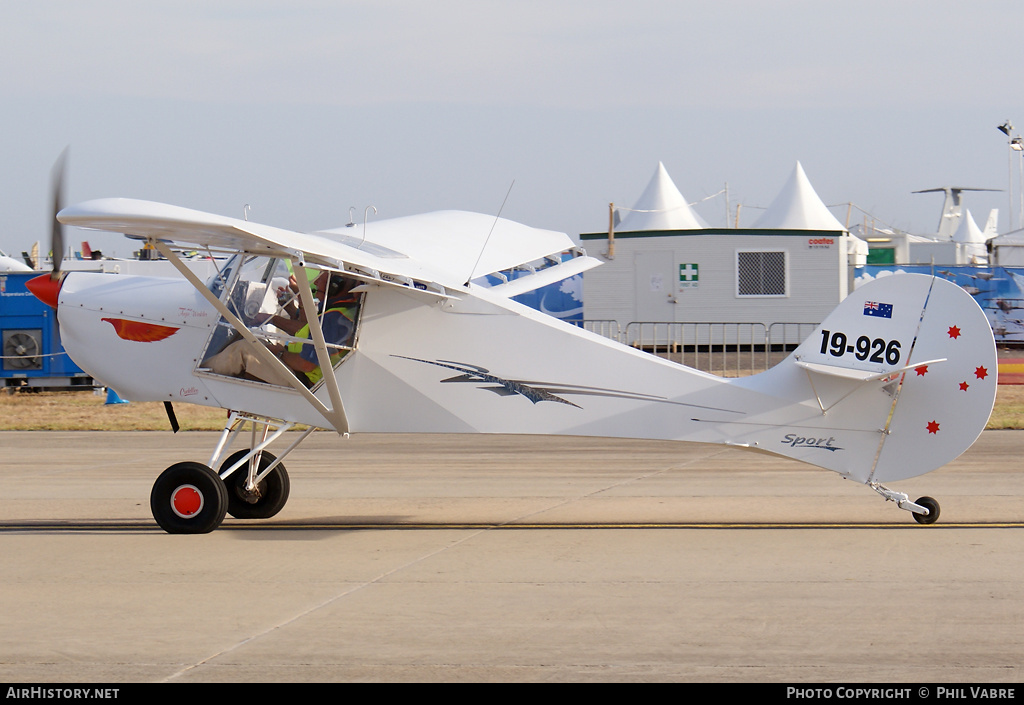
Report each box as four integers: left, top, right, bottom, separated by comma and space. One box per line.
617, 162, 709, 231
752, 162, 845, 231
952, 208, 989, 264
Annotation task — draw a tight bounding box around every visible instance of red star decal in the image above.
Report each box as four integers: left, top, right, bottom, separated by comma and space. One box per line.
975, 366, 989, 380
959, 381, 970, 391
926, 420, 940, 434
916, 365, 928, 376
948, 326, 961, 339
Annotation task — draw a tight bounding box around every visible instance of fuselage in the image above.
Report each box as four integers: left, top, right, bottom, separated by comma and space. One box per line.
32, 267, 997, 486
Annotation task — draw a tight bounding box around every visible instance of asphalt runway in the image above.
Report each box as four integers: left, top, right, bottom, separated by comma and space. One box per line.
0, 430, 1021, 683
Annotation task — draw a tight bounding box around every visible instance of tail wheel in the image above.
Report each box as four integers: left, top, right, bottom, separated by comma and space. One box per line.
220, 450, 290, 520
151, 462, 228, 534
913, 496, 940, 525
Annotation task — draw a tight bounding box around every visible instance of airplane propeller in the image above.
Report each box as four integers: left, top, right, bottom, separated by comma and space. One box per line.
49, 148, 68, 279
26, 149, 70, 309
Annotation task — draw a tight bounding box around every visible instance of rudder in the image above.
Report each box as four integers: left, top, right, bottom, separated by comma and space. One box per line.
868, 275, 997, 481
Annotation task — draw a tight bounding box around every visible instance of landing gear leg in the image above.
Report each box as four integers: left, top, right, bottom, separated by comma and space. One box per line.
870, 482, 940, 524
149, 412, 317, 533
208, 411, 316, 521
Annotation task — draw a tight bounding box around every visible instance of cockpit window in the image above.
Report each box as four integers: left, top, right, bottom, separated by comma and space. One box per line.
197, 257, 361, 389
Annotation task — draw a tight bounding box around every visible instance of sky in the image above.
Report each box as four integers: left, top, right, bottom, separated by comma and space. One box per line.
1, 0, 1023, 258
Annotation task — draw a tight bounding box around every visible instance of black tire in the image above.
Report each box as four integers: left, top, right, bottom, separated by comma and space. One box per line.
220, 450, 290, 520
151, 462, 228, 534
913, 496, 940, 525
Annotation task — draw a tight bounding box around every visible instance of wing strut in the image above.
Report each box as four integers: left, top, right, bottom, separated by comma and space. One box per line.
152, 240, 350, 434
293, 259, 348, 427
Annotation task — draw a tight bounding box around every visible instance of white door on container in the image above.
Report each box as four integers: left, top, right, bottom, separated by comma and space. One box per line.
634, 250, 678, 322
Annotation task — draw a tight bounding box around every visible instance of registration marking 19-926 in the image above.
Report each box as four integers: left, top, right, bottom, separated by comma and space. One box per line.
819, 329, 901, 365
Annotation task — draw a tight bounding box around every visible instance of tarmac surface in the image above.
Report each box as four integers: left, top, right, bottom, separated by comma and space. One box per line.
0, 429, 1021, 683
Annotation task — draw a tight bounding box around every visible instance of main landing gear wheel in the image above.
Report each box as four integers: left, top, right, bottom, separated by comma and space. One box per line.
912, 496, 940, 525
151, 462, 229, 534
220, 450, 290, 520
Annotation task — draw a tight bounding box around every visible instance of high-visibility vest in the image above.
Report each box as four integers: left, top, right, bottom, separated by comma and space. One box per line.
284, 260, 321, 286
287, 302, 358, 385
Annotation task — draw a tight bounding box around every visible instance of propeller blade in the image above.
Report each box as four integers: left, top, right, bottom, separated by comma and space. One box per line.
50, 148, 68, 279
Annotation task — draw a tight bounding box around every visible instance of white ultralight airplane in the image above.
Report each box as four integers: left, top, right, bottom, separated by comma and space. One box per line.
26, 197, 997, 533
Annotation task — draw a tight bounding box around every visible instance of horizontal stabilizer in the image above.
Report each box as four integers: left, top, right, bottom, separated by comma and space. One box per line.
795, 357, 946, 382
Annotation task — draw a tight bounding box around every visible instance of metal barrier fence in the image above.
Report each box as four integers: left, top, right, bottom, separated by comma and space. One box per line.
576, 319, 623, 341
575, 320, 820, 376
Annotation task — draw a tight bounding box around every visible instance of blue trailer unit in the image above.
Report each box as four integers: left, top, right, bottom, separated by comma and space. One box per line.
1, 272, 92, 388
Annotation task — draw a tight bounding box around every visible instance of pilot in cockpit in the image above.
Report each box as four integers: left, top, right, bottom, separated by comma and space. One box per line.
201, 271, 360, 387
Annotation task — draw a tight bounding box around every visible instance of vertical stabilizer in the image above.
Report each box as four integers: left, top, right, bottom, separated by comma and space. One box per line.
735, 274, 996, 483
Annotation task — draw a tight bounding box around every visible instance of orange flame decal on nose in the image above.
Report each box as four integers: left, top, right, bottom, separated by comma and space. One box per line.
101, 318, 180, 342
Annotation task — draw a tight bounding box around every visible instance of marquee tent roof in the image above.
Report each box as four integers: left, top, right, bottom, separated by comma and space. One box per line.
952, 208, 986, 245
752, 162, 845, 231
617, 162, 708, 231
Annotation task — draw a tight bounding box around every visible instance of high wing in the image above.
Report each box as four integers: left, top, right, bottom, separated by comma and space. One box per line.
57, 198, 599, 295
53, 198, 601, 446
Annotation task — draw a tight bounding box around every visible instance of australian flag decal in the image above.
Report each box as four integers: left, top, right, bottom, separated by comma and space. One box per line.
863, 301, 893, 318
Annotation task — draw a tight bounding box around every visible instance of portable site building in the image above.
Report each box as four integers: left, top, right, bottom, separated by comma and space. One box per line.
987, 228, 1024, 266
580, 162, 867, 347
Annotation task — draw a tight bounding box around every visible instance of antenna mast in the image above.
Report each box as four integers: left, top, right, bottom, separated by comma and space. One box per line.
465, 180, 515, 287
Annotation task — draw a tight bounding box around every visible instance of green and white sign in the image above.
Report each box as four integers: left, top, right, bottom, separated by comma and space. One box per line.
678, 263, 699, 289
